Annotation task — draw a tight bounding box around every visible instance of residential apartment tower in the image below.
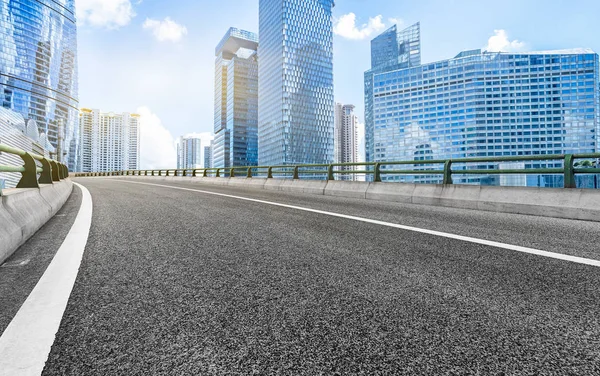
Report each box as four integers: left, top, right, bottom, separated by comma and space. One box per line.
79, 109, 140, 173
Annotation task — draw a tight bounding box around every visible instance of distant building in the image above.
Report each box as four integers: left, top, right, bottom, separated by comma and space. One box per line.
366, 23, 600, 188
177, 136, 202, 169
258, 0, 335, 166
214, 28, 259, 169
79, 109, 140, 173
204, 142, 213, 169
0, 0, 79, 171
334, 103, 360, 180
0, 108, 54, 189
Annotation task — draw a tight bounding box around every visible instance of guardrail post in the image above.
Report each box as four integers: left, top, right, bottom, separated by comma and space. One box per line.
16, 152, 40, 188
192, 169, 197, 177
183, 169, 188, 177
327, 165, 335, 181
564, 154, 576, 188
374, 163, 381, 183
247, 168, 252, 178
293, 166, 299, 180
443, 160, 453, 185
230, 168, 235, 178
267, 167, 273, 179
216, 169, 221, 178
50, 161, 60, 182
203, 169, 208, 177
39, 159, 53, 183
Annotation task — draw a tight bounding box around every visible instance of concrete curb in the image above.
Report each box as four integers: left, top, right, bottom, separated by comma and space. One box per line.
0, 179, 73, 265
324, 181, 370, 199
80, 176, 600, 222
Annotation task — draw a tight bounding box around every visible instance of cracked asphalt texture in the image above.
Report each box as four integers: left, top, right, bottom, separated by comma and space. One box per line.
40, 178, 600, 375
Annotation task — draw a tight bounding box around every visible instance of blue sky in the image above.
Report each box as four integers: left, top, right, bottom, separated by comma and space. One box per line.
76, 0, 600, 168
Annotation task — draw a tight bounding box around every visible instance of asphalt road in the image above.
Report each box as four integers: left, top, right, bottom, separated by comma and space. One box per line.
15, 178, 600, 374
0, 186, 81, 334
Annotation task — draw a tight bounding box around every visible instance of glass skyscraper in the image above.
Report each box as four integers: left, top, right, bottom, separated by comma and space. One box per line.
364, 23, 421, 166
258, 0, 335, 166
214, 28, 259, 169
369, 40, 600, 187
0, 0, 79, 170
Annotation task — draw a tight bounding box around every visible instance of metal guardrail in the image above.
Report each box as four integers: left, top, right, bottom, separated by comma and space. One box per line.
0, 143, 69, 189
74, 153, 600, 189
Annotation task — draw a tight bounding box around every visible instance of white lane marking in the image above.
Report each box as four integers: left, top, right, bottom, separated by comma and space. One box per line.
0, 183, 93, 376
117, 180, 600, 268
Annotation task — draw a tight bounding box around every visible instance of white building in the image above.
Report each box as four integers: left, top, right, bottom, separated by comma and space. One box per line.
177, 136, 203, 169
334, 103, 360, 181
79, 109, 140, 173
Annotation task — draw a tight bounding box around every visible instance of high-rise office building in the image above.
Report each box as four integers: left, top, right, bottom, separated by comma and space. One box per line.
334, 103, 360, 180
79, 109, 140, 173
258, 0, 335, 166
214, 28, 259, 169
367, 24, 600, 188
0, 0, 79, 171
364, 23, 421, 166
204, 142, 213, 169
177, 136, 203, 169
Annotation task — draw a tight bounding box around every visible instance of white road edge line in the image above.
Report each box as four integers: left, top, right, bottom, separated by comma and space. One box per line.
118, 179, 600, 268
0, 183, 93, 376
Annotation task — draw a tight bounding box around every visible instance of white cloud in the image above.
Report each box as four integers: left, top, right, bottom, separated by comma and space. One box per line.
484, 30, 526, 52
76, 0, 135, 29
137, 106, 177, 169
333, 13, 386, 40
143, 17, 188, 42
388, 18, 403, 27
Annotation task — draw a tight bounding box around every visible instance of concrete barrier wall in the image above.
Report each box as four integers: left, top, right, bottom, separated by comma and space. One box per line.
88, 176, 600, 222
0, 179, 73, 265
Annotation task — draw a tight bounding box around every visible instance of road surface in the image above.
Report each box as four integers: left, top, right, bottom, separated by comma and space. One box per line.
1, 177, 599, 375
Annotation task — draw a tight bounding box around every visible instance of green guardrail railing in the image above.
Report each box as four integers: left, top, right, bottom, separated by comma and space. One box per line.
73, 153, 600, 189
0, 143, 69, 189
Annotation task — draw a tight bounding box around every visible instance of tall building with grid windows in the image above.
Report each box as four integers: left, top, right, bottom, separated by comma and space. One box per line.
334, 103, 360, 180
369, 38, 600, 187
214, 28, 259, 169
79, 109, 140, 173
204, 142, 213, 168
258, 0, 335, 166
365, 23, 421, 167
0, 0, 79, 171
177, 136, 202, 169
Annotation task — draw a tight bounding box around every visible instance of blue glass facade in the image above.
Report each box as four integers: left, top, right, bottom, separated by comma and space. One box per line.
214, 28, 258, 168
258, 0, 335, 166
371, 48, 600, 187
0, 0, 79, 170
365, 23, 421, 166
